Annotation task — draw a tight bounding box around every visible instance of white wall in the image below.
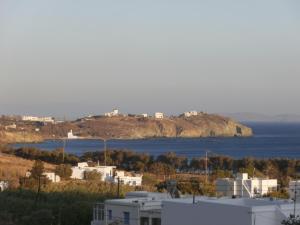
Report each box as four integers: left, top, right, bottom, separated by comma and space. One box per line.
162, 201, 252, 225
105, 203, 139, 225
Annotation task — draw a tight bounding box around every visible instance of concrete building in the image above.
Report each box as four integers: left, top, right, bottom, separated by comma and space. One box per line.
288, 180, 300, 200
184, 111, 198, 117
5, 123, 17, 130
0, 181, 9, 191
114, 171, 143, 186
154, 112, 164, 119
25, 171, 61, 183
141, 114, 148, 118
43, 172, 61, 183
162, 197, 300, 225
71, 162, 116, 182
67, 130, 79, 139
216, 173, 278, 198
105, 109, 120, 117
91, 192, 170, 225
71, 163, 142, 186
22, 116, 54, 123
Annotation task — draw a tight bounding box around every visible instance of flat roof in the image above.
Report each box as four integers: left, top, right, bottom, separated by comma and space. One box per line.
163, 197, 294, 208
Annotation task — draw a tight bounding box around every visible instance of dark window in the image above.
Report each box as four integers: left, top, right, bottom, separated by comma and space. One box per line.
124, 212, 130, 225
152, 218, 161, 225
108, 210, 112, 220
140, 217, 149, 225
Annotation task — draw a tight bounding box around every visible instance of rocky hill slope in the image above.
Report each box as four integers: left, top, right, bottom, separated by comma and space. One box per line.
67, 113, 253, 139
0, 113, 253, 142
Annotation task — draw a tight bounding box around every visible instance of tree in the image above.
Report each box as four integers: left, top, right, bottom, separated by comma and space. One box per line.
30, 160, 44, 179
282, 215, 300, 225
55, 164, 72, 180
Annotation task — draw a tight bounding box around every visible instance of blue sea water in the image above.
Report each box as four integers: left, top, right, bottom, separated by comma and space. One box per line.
14, 123, 300, 159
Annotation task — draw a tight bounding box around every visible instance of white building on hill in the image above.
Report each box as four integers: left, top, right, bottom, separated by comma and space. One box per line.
43, 172, 61, 183
114, 170, 143, 186
105, 109, 119, 117
216, 173, 278, 198
71, 162, 116, 182
184, 111, 198, 117
91, 192, 170, 225
0, 181, 9, 191
154, 112, 164, 119
22, 116, 54, 123
71, 163, 143, 186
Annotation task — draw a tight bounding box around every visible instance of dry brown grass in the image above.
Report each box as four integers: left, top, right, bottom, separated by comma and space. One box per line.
0, 153, 55, 187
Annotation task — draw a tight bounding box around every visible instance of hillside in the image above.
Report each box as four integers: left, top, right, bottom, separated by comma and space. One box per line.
66, 113, 253, 139
0, 113, 253, 142
0, 153, 55, 187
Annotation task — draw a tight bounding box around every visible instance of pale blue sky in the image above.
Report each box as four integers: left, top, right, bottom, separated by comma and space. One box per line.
0, 0, 300, 118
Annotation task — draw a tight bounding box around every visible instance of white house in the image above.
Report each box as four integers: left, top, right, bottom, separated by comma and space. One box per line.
91, 192, 170, 225
71, 163, 142, 186
105, 109, 119, 117
114, 171, 143, 186
162, 197, 300, 225
184, 111, 198, 117
154, 112, 164, 119
5, 123, 17, 130
25, 171, 61, 183
0, 181, 9, 191
43, 172, 61, 183
67, 130, 79, 139
71, 162, 116, 182
22, 116, 54, 123
216, 173, 278, 198
141, 114, 148, 118
289, 180, 300, 200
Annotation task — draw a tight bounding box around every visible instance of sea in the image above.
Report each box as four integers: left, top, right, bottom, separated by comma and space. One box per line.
13, 122, 300, 159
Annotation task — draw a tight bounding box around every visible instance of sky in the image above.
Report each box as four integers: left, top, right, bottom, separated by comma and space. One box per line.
0, 0, 300, 118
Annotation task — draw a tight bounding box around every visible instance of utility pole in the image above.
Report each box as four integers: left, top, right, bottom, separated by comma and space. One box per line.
205, 151, 208, 183
117, 177, 120, 198
62, 138, 66, 163
104, 139, 107, 166
294, 181, 298, 217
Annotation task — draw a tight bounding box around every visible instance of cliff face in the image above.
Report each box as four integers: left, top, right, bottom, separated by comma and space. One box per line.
72, 114, 253, 139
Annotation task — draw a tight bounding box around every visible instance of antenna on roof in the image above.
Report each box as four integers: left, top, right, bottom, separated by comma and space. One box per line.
166, 180, 180, 199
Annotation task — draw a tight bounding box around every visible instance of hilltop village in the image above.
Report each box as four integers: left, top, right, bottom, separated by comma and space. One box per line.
0, 109, 252, 144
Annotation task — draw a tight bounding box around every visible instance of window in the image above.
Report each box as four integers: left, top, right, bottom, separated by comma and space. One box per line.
124, 212, 130, 225
152, 218, 161, 225
108, 210, 112, 220
140, 217, 149, 225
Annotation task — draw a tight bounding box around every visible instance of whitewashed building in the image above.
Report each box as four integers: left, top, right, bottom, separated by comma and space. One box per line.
43, 172, 61, 183
5, 123, 17, 130
67, 130, 79, 139
105, 109, 120, 117
162, 197, 300, 225
22, 116, 54, 123
154, 112, 164, 119
0, 181, 9, 191
25, 171, 61, 183
91, 192, 170, 225
216, 173, 278, 198
71, 163, 143, 186
141, 114, 148, 118
114, 171, 143, 186
71, 163, 116, 182
184, 111, 198, 117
